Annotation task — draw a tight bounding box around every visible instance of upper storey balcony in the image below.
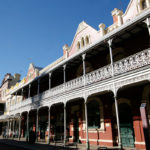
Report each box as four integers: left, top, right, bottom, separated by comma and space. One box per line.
9, 10, 150, 115
9, 48, 150, 114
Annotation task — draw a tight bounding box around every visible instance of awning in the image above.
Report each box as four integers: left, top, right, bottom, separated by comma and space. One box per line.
0, 115, 9, 122
0, 113, 20, 122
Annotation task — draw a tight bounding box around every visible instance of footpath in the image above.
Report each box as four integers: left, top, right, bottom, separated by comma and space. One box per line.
0, 138, 99, 150
0, 138, 133, 150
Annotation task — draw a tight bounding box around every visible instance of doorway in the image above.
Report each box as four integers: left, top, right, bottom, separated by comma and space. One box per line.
119, 103, 135, 148
73, 113, 79, 142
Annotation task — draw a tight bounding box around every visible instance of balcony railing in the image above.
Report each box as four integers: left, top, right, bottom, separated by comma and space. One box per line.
10, 48, 150, 112
114, 49, 150, 75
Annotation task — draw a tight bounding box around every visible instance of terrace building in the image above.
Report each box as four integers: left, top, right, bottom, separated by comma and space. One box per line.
0, 73, 21, 136
0, 0, 150, 149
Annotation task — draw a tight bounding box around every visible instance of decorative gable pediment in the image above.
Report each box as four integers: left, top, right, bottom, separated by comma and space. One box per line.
76, 21, 89, 35
123, 0, 150, 23
25, 63, 39, 83
68, 21, 99, 57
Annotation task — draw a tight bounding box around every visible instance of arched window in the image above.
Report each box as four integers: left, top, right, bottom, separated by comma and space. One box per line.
87, 100, 100, 128
142, 0, 147, 9
81, 37, 85, 47
85, 36, 89, 45
77, 42, 80, 50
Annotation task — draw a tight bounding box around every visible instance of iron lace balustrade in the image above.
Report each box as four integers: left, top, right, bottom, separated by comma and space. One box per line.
114, 48, 150, 75
9, 48, 150, 114
85, 65, 112, 85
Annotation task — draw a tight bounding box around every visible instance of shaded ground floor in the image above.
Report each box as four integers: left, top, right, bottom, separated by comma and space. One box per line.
1, 81, 150, 149
0, 142, 31, 150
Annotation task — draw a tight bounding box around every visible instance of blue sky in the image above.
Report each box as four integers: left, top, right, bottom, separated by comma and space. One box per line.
0, 0, 129, 83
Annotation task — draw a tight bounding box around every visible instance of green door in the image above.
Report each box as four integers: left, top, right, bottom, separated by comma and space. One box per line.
119, 103, 135, 148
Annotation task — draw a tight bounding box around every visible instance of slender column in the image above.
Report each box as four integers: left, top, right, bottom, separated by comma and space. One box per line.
21, 88, 24, 101
82, 54, 86, 76
15, 93, 17, 105
63, 65, 66, 83
37, 79, 40, 94
18, 115, 21, 140
26, 112, 29, 142
36, 109, 39, 142
82, 53, 89, 149
64, 104, 66, 146
82, 54, 86, 86
49, 73, 52, 89
108, 39, 121, 147
28, 84, 31, 98
114, 95, 121, 145
108, 39, 114, 76
7, 119, 9, 138
48, 107, 51, 144
146, 17, 150, 35
13, 119, 15, 139
84, 98, 89, 150
9, 121, 11, 138
63, 65, 67, 146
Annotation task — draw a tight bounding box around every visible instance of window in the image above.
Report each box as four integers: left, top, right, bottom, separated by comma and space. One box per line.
142, 0, 147, 9
87, 100, 100, 128
85, 36, 89, 45
77, 42, 80, 50
81, 37, 85, 47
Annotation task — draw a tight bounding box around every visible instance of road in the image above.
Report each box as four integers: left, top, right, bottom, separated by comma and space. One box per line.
0, 143, 30, 150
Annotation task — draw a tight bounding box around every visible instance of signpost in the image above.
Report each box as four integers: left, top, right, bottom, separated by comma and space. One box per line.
140, 103, 150, 149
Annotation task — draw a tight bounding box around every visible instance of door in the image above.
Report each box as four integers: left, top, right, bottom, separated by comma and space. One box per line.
73, 115, 79, 142
119, 103, 135, 148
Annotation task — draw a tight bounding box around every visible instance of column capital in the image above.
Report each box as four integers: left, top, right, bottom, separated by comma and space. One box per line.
143, 17, 150, 26
114, 95, 118, 100
84, 95, 88, 103
64, 102, 67, 108
82, 53, 86, 61
49, 72, 52, 78
146, 17, 150, 27
108, 39, 113, 47
63, 64, 67, 70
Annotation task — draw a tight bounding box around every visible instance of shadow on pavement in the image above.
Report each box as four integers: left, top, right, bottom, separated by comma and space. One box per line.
0, 139, 78, 150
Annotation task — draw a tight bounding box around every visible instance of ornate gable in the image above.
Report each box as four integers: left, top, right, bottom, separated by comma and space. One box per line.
67, 21, 99, 57
123, 0, 150, 23
75, 21, 89, 35
25, 63, 40, 83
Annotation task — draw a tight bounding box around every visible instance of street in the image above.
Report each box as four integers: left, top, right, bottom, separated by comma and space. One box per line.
0, 143, 30, 150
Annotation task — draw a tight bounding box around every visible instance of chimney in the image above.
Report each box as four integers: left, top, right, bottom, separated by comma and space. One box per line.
63, 44, 69, 59
111, 8, 123, 26
14, 73, 21, 81
99, 23, 106, 37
